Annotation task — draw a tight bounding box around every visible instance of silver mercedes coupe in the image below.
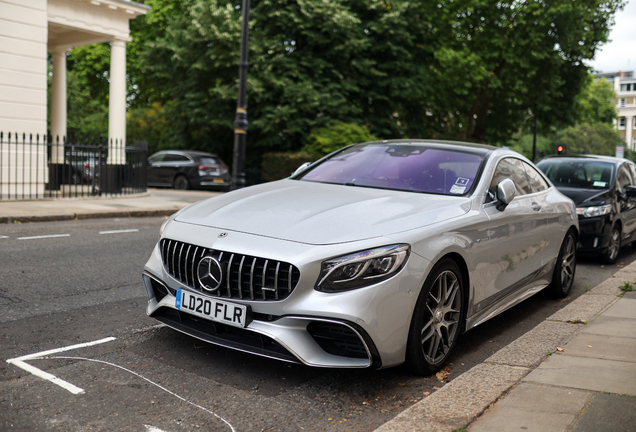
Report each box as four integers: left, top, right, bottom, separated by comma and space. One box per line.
142, 140, 578, 375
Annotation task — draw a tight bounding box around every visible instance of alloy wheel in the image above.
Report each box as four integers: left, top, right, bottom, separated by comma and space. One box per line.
420, 270, 462, 364
560, 233, 576, 288
607, 228, 620, 262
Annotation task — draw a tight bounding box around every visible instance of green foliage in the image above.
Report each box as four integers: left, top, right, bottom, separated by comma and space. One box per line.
411, 0, 625, 143
556, 123, 622, 156
508, 132, 554, 161
573, 75, 618, 125
56, 0, 626, 182
302, 122, 378, 155
261, 152, 321, 182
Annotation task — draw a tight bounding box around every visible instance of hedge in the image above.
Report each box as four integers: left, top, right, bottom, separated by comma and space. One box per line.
261, 152, 322, 182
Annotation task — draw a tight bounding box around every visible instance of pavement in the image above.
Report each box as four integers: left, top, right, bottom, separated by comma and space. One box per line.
2, 189, 636, 432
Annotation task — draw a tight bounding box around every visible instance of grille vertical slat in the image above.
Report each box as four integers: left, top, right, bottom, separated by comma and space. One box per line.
171, 241, 178, 280
191, 247, 199, 286
160, 239, 300, 302
249, 257, 256, 299
237, 256, 245, 299
261, 260, 269, 300
184, 244, 192, 286
177, 243, 184, 282
227, 254, 234, 298
274, 262, 280, 300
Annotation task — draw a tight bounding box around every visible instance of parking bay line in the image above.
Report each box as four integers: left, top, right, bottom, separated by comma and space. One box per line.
99, 229, 139, 235
6, 337, 116, 394
17, 234, 70, 240
7, 336, 236, 431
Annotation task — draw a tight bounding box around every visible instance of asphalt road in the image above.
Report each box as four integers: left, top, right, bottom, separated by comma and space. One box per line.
1, 217, 634, 431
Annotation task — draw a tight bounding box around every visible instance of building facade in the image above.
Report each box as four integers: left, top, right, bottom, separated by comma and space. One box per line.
0, 0, 148, 197
599, 71, 636, 150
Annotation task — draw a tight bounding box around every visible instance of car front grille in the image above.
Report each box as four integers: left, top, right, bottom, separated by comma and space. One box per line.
160, 238, 300, 301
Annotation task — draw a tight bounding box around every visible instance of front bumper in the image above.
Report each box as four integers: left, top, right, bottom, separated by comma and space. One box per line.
143, 222, 429, 369
577, 215, 611, 254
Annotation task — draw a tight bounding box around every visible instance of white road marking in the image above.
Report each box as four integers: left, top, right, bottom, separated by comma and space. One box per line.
0, 235, 9, 239
145, 426, 171, 432
6, 337, 116, 395
17, 234, 70, 240
99, 229, 139, 235
50, 356, 236, 432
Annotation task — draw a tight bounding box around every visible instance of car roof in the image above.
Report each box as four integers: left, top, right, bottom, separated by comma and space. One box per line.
354, 139, 499, 156
151, 150, 220, 158
537, 154, 631, 166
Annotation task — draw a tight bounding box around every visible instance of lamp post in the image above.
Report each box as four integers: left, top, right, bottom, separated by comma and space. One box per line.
231, 0, 250, 190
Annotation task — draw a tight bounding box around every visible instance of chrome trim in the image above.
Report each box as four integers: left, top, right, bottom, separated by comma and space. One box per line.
238, 255, 245, 299
249, 257, 256, 299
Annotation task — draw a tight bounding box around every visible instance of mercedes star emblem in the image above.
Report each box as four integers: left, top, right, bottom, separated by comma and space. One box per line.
197, 256, 223, 291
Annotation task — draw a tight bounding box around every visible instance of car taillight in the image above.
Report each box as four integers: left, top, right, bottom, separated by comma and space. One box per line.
198, 165, 229, 176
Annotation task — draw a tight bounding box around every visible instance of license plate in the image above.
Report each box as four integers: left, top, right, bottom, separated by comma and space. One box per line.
213, 178, 225, 183
175, 289, 251, 328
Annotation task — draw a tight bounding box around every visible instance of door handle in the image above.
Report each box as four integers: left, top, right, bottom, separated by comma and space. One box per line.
531, 202, 542, 212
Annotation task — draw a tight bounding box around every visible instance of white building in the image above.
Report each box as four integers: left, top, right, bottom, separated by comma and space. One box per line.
599, 71, 636, 150
0, 0, 148, 197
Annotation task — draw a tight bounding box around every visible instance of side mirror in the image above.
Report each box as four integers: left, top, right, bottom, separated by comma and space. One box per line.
496, 178, 516, 211
626, 185, 636, 198
292, 161, 312, 177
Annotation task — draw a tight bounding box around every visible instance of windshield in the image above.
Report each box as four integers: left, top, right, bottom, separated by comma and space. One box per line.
297, 143, 484, 195
537, 160, 614, 189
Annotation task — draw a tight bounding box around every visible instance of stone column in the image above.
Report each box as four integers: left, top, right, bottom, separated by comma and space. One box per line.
627, 115, 634, 151
50, 48, 67, 164
108, 38, 127, 165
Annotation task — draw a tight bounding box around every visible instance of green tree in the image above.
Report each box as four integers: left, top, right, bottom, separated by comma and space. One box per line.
407, 0, 624, 144
302, 122, 378, 155
556, 123, 622, 156
573, 75, 618, 125
135, 0, 428, 166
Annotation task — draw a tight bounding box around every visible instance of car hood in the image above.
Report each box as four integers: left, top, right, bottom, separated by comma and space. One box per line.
556, 186, 612, 207
174, 179, 472, 245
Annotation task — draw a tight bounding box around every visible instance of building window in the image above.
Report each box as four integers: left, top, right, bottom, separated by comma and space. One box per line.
620, 98, 627, 107
619, 118, 626, 129
621, 83, 634, 92
633, 117, 636, 129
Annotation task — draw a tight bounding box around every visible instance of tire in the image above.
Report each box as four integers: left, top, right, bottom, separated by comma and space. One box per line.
602, 225, 621, 264
548, 229, 576, 298
405, 258, 465, 376
173, 175, 190, 190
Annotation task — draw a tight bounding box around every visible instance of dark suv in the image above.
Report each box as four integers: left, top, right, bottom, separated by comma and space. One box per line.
536, 155, 636, 263
147, 150, 231, 191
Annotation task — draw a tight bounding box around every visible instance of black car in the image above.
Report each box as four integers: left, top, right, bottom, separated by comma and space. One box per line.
536, 155, 636, 263
147, 150, 231, 191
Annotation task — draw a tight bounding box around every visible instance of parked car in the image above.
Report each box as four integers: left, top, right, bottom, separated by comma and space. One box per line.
147, 150, 231, 191
536, 155, 636, 264
142, 140, 578, 375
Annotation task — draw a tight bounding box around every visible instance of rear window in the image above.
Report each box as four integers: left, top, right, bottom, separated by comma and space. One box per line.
199, 157, 223, 166
537, 160, 614, 189
298, 143, 484, 195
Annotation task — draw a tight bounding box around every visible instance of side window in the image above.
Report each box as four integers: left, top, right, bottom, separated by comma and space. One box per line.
149, 154, 165, 163
488, 158, 532, 201
616, 165, 633, 194
164, 154, 191, 163
523, 162, 549, 193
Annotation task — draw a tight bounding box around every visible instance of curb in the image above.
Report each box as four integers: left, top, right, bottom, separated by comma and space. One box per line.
0, 209, 179, 224
375, 264, 631, 432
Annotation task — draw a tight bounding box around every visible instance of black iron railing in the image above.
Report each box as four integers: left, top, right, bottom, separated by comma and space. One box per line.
0, 132, 147, 200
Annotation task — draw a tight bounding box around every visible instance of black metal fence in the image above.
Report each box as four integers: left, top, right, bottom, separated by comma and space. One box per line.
0, 132, 147, 200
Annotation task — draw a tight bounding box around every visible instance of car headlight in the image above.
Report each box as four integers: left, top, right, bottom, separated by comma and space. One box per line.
316, 244, 410, 292
576, 204, 611, 218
